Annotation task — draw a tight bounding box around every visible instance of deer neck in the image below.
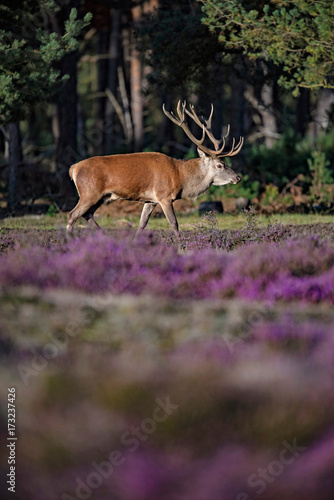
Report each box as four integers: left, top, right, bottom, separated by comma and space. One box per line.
178, 157, 213, 199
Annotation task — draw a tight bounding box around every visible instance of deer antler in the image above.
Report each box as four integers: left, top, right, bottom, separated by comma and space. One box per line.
162, 101, 207, 152
163, 100, 244, 158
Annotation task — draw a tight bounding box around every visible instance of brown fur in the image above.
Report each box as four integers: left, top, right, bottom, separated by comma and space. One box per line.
67, 151, 240, 233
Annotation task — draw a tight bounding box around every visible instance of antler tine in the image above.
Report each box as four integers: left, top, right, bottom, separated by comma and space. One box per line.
222, 124, 230, 140
210, 124, 230, 154
187, 103, 221, 153
185, 103, 221, 152
228, 136, 244, 156
212, 137, 227, 155
219, 136, 244, 157
203, 104, 226, 153
215, 138, 234, 157
176, 100, 186, 123
184, 104, 203, 128
163, 101, 244, 158
162, 103, 182, 126
175, 101, 222, 153
167, 100, 207, 148
204, 104, 214, 130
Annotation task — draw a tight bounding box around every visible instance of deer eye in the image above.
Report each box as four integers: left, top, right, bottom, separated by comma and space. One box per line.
216, 163, 224, 169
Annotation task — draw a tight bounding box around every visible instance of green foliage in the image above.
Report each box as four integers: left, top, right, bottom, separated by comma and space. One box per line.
184, 148, 198, 160
206, 130, 334, 206
200, 0, 334, 93
224, 174, 259, 199
308, 151, 334, 203
234, 206, 289, 245
262, 183, 280, 205
46, 203, 58, 217
206, 174, 260, 200
248, 128, 309, 185
247, 129, 334, 188
168, 207, 288, 251
0, 1, 92, 126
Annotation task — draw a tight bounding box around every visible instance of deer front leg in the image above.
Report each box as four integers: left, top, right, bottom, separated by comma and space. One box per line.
159, 200, 179, 233
137, 202, 157, 232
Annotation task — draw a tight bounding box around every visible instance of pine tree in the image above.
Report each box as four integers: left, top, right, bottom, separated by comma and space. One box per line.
0, 0, 92, 209
200, 0, 334, 95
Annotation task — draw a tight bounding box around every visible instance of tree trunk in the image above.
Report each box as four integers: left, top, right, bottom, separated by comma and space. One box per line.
77, 101, 89, 157
55, 0, 81, 204
130, 4, 143, 152
296, 88, 310, 136
55, 49, 78, 201
95, 27, 110, 156
308, 89, 334, 144
229, 60, 246, 172
105, 8, 121, 153
260, 81, 278, 148
7, 122, 22, 211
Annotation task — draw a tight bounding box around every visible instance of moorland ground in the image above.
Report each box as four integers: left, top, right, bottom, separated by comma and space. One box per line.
1, 212, 334, 500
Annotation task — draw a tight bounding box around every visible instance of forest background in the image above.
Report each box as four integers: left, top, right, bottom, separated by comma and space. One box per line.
0, 0, 333, 215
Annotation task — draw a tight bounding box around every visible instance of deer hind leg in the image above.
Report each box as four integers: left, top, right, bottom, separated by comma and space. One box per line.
82, 199, 105, 230
137, 202, 157, 232
159, 201, 179, 233
67, 197, 103, 233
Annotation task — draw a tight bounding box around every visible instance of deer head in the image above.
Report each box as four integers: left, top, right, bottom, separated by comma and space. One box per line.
163, 100, 243, 185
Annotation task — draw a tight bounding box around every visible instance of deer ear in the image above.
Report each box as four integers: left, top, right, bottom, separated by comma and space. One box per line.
197, 148, 207, 159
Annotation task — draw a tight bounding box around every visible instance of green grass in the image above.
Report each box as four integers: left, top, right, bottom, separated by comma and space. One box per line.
144, 212, 334, 230
0, 211, 333, 231
0, 214, 68, 230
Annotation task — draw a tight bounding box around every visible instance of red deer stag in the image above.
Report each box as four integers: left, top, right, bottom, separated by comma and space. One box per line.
67, 101, 243, 233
